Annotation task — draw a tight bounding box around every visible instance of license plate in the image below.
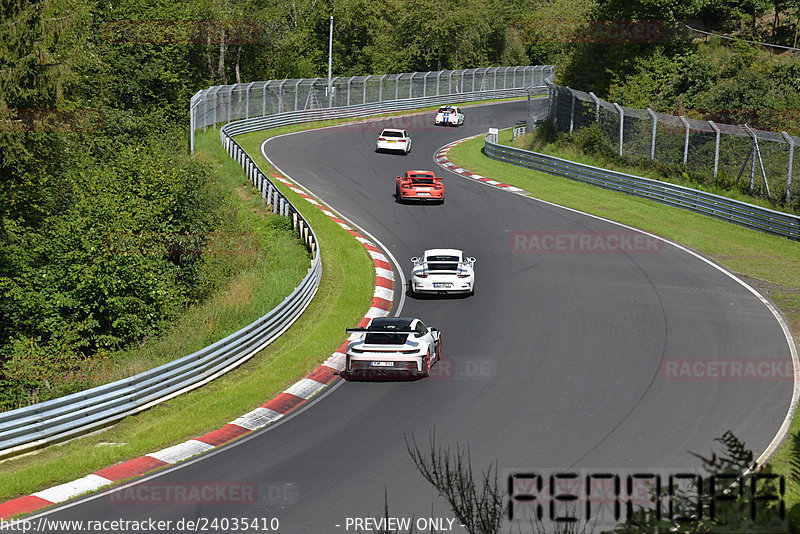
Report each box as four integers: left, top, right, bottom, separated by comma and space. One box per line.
433, 283, 452, 288
371, 361, 393, 367
417, 192, 430, 196
386, 140, 396, 143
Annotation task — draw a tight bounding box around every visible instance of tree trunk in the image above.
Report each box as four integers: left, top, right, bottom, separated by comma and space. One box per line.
235, 44, 242, 85
218, 34, 227, 85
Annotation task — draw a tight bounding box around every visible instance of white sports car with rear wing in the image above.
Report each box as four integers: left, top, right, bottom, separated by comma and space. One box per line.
345, 317, 441, 378
410, 248, 475, 295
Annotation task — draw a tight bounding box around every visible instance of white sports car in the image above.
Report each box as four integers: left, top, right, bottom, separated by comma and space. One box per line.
346, 317, 441, 378
434, 105, 465, 126
376, 128, 412, 154
410, 248, 475, 295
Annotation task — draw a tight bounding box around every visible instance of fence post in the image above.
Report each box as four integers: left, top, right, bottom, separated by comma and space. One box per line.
613, 103, 624, 156
245, 82, 254, 119
379, 74, 387, 101
548, 82, 557, 125
363, 75, 370, 104
567, 87, 575, 134
589, 92, 600, 125
190, 100, 195, 153
680, 116, 690, 165
423, 72, 429, 96
709, 121, 720, 179
294, 79, 302, 111
202, 89, 208, 132
513, 66, 521, 87
409, 72, 414, 98
436, 71, 441, 96
471, 69, 477, 92
782, 131, 795, 201
449, 71, 454, 93
278, 80, 287, 114
493, 67, 498, 90
396, 74, 401, 99
461, 69, 466, 93
347, 76, 352, 106
227, 86, 234, 123
647, 108, 657, 160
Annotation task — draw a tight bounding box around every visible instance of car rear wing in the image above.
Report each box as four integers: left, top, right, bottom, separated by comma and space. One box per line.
346, 328, 412, 333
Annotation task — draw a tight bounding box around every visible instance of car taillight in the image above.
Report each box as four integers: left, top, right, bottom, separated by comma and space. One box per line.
378, 137, 386, 141
457, 274, 469, 278
435, 184, 443, 189
397, 139, 406, 142
416, 274, 428, 278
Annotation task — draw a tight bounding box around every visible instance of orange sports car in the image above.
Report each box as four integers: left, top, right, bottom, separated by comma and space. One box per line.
395, 170, 444, 203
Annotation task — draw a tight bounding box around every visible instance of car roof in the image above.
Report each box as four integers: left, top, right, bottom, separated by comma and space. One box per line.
423, 248, 463, 258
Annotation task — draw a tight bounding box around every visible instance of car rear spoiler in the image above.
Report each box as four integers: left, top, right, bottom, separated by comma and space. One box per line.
346, 328, 412, 333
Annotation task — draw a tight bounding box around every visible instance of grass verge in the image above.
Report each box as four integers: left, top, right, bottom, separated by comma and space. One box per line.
509, 126, 800, 216
0, 125, 374, 501
448, 129, 800, 506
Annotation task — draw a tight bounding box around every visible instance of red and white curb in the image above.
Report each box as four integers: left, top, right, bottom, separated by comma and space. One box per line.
0, 174, 395, 520
435, 139, 527, 194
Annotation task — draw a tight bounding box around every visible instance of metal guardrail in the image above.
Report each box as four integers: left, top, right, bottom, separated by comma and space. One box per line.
0, 150, 322, 462
485, 136, 800, 241
0, 69, 554, 460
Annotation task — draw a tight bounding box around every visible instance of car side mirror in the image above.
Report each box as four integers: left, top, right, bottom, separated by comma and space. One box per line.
430, 327, 439, 332
468, 257, 476, 263
411, 257, 419, 264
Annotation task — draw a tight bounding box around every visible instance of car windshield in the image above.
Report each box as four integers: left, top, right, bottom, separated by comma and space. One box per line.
428, 262, 458, 271
438, 107, 454, 112
411, 178, 435, 184
382, 130, 403, 138
365, 333, 408, 345
409, 173, 432, 178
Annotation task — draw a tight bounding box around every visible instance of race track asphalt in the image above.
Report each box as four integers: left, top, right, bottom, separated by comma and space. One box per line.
42, 100, 795, 533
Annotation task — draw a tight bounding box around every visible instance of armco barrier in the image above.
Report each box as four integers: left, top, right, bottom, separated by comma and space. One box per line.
0, 68, 554, 460
0, 151, 322, 462
485, 136, 800, 241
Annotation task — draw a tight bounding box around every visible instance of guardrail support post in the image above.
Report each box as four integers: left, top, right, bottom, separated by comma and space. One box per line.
613, 103, 624, 157
709, 121, 721, 180
647, 108, 657, 160
782, 131, 795, 201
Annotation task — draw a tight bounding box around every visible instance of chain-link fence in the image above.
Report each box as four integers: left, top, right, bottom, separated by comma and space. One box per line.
190, 66, 556, 150
547, 83, 798, 202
